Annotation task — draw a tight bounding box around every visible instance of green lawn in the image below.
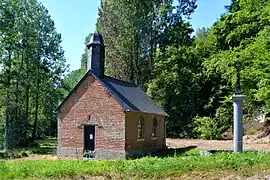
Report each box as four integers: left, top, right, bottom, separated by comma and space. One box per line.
1, 150, 270, 179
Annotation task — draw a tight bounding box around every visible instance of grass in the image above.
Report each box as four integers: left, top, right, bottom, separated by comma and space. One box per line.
1, 139, 270, 179
1, 150, 270, 179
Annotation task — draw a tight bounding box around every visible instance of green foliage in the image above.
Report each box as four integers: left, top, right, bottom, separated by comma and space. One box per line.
65, 0, 270, 140
193, 116, 218, 139
189, 0, 270, 138
193, 100, 232, 140
148, 45, 204, 137
0, 151, 270, 179
63, 69, 86, 96
0, 0, 68, 149
0, 149, 30, 159
0, 120, 4, 149
61, 0, 199, 139
96, 0, 197, 85
61, 32, 92, 97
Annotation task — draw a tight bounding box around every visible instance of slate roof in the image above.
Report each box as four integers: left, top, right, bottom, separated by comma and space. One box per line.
56, 70, 168, 116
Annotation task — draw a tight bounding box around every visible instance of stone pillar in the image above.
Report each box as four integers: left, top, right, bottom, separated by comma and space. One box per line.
230, 94, 246, 152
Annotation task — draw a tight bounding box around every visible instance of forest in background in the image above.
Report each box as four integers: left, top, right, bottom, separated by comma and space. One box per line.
65, 0, 270, 139
0, 0, 68, 149
1, 0, 270, 150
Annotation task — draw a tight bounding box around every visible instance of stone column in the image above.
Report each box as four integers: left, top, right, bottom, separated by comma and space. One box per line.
230, 94, 246, 152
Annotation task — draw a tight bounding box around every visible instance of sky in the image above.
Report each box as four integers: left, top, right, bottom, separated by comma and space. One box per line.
39, 0, 231, 71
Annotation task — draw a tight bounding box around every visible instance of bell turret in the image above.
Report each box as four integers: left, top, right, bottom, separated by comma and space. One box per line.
86, 32, 105, 78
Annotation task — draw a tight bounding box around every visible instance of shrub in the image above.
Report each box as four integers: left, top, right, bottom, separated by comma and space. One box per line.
193, 97, 233, 140
193, 116, 219, 139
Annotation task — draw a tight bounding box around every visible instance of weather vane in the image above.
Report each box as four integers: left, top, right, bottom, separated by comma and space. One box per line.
234, 55, 242, 95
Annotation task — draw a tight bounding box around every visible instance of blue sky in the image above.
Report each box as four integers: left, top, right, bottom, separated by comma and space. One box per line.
39, 0, 231, 71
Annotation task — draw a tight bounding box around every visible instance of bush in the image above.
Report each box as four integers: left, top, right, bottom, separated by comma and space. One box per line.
193, 116, 219, 139
193, 97, 233, 140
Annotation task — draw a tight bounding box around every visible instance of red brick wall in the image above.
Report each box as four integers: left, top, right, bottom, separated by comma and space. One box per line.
125, 111, 166, 150
58, 75, 125, 157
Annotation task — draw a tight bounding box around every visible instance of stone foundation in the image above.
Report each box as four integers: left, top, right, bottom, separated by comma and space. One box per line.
57, 146, 126, 159
57, 146, 165, 160
94, 149, 126, 159
57, 146, 83, 158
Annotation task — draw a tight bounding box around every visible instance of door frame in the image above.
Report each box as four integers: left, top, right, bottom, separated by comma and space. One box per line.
83, 125, 96, 151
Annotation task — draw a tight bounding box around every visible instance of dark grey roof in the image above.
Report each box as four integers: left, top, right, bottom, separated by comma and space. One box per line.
56, 71, 168, 116
99, 76, 168, 116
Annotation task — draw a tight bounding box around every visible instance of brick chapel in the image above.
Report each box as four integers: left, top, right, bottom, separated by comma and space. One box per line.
56, 32, 168, 159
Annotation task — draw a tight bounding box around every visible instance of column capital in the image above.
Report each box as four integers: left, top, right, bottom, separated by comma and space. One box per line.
230, 94, 247, 102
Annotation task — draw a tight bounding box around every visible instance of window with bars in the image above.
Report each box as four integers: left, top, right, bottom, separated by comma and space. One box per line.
137, 117, 145, 140
152, 117, 158, 138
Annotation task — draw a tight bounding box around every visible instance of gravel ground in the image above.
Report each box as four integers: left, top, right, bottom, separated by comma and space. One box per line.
166, 138, 270, 151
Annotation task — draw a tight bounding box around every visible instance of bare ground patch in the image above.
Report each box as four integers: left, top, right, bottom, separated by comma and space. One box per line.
166, 138, 270, 151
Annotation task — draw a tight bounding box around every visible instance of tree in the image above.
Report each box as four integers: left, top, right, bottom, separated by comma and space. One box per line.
0, 0, 67, 149
193, 0, 270, 139
148, 45, 203, 137
96, 0, 197, 86
67, 0, 270, 139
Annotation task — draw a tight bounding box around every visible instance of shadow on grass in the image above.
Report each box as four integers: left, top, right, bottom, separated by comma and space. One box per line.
208, 150, 233, 154
32, 137, 57, 155
0, 137, 57, 159
127, 145, 198, 159
31, 146, 56, 155
152, 146, 198, 157
207, 149, 268, 154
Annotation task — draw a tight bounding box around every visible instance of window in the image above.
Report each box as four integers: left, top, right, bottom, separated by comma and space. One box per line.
137, 117, 144, 140
152, 117, 158, 138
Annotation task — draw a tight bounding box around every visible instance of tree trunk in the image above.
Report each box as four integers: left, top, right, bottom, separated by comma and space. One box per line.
15, 52, 24, 137
4, 50, 12, 150
25, 55, 29, 138
149, 21, 154, 80
4, 104, 10, 151
50, 110, 54, 136
32, 65, 39, 142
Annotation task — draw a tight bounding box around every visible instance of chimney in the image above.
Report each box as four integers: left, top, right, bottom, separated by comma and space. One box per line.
86, 32, 105, 78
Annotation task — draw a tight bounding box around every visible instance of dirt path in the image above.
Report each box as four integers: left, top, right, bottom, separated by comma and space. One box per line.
167, 138, 270, 151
